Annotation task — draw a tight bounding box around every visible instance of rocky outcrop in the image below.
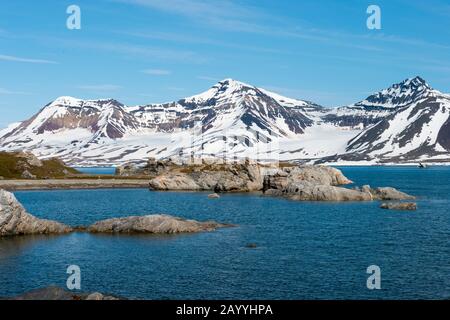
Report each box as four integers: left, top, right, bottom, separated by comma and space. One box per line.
148, 160, 264, 192
87, 214, 231, 234
262, 168, 414, 202
0, 189, 72, 237
6, 286, 120, 300
380, 202, 417, 210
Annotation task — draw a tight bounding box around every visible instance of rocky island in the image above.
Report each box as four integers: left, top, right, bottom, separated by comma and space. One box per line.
86, 214, 231, 234
118, 158, 415, 202
0, 189, 231, 237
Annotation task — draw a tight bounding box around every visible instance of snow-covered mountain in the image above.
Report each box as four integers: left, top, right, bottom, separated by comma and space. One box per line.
0, 77, 449, 165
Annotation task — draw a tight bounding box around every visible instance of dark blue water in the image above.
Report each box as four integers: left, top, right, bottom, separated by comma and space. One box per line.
73, 167, 116, 175
1, 166, 450, 299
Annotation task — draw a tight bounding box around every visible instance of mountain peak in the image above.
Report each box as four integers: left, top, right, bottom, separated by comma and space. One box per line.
353, 76, 434, 109
398, 76, 431, 90
214, 78, 254, 90
47, 96, 124, 110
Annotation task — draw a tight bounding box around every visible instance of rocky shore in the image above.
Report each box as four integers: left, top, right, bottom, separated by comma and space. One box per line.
0, 189, 230, 237
0, 179, 150, 191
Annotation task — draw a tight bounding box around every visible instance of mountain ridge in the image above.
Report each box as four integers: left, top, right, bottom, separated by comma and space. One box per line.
1, 76, 449, 166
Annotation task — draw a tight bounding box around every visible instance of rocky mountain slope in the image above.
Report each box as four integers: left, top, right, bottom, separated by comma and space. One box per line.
0, 77, 449, 165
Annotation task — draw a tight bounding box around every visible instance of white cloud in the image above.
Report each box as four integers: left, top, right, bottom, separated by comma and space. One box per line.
0, 54, 57, 64
141, 69, 171, 75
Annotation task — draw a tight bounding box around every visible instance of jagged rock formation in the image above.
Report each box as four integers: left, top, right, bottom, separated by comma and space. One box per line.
144, 161, 415, 202
262, 168, 414, 202
87, 214, 231, 234
0, 189, 72, 236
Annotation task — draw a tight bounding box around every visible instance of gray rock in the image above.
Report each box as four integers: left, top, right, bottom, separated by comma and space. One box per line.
0, 189, 72, 237
8, 286, 120, 300
276, 181, 373, 201
380, 202, 417, 211
263, 165, 352, 192
263, 167, 414, 202
208, 193, 220, 199
87, 214, 232, 234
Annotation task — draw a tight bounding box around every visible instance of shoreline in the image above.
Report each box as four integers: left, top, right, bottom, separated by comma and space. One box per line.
0, 179, 150, 191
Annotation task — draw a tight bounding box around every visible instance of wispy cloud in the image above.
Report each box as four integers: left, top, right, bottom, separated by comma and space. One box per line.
45, 37, 206, 63
120, 30, 292, 54
0, 87, 30, 95
197, 76, 220, 81
77, 84, 122, 91
115, 0, 260, 21
0, 54, 57, 64
116, 0, 449, 54
141, 69, 171, 75
167, 86, 185, 92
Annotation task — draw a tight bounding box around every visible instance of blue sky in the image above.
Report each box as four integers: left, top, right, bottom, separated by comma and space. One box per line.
1, 0, 450, 128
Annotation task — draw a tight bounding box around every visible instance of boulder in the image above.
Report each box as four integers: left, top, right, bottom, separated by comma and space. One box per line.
263, 165, 352, 192
149, 174, 200, 190
87, 214, 232, 234
208, 193, 220, 199
370, 187, 415, 201
380, 202, 417, 211
0, 189, 72, 237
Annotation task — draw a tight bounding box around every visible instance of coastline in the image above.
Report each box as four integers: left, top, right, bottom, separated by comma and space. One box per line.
0, 179, 150, 191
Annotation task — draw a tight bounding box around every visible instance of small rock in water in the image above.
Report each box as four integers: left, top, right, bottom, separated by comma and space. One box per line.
380, 202, 417, 211
87, 214, 231, 234
208, 193, 220, 199
246, 243, 258, 249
